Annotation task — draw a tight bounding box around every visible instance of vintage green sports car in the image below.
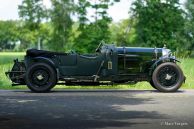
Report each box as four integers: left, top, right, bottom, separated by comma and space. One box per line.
6, 43, 185, 92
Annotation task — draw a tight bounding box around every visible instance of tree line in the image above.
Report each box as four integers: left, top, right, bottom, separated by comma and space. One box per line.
0, 0, 194, 57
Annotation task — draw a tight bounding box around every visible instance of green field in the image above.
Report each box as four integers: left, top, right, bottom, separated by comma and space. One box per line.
0, 52, 194, 90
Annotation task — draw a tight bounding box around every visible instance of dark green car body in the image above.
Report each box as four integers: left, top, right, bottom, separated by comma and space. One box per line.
6, 44, 185, 92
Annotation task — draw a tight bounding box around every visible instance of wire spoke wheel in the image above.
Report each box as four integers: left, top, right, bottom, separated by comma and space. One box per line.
157, 66, 179, 87
31, 69, 50, 87
152, 62, 184, 92
25, 63, 57, 93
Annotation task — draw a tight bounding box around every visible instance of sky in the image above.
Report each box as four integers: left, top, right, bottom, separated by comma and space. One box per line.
0, 0, 186, 22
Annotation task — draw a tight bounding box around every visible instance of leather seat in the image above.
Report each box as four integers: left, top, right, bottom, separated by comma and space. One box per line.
26, 49, 67, 57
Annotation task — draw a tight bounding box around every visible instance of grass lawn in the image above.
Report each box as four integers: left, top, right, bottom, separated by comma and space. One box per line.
0, 52, 194, 90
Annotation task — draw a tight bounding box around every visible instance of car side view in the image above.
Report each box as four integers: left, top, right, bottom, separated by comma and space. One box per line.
6, 43, 185, 93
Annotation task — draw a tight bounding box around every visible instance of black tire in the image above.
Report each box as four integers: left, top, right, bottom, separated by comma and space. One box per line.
25, 63, 57, 93
152, 62, 184, 92
149, 80, 157, 89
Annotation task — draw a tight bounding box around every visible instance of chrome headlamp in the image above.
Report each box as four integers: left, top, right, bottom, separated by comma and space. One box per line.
162, 48, 171, 57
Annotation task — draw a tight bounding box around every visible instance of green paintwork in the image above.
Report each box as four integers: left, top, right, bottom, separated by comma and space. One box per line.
6, 44, 178, 85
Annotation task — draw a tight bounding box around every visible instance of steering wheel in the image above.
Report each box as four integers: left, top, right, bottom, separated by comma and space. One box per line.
95, 42, 103, 52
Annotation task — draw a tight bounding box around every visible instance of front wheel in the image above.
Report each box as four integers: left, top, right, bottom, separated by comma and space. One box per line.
152, 62, 184, 92
25, 63, 57, 93
149, 80, 157, 89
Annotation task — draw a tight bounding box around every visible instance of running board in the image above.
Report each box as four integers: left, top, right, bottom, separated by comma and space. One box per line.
57, 82, 113, 86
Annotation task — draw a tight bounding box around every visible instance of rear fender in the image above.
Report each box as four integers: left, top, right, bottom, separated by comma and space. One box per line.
29, 57, 59, 79
149, 57, 180, 76
32, 57, 55, 67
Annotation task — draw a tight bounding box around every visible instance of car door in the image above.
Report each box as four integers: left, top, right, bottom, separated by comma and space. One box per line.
76, 54, 102, 76
58, 54, 78, 76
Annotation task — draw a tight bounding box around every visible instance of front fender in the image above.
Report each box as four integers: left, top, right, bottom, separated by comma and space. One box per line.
149, 57, 180, 76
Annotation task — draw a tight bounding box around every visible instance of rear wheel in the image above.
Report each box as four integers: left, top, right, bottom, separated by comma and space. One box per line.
152, 62, 184, 92
25, 63, 57, 93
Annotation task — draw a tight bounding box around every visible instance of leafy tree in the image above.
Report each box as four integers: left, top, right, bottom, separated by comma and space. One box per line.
132, 0, 185, 51
185, 0, 194, 55
74, 0, 120, 53
18, 0, 47, 49
17, 22, 51, 50
0, 20, 19, 50
48, 0, 74, 51
18, 0, 46, 30
74, 21, 110, 53
109, 19, 137, 46
76, 0, 91, 29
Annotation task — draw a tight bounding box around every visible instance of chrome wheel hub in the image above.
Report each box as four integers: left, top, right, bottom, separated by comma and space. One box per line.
165, 74, 172, 80
36, 74, 44, 80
